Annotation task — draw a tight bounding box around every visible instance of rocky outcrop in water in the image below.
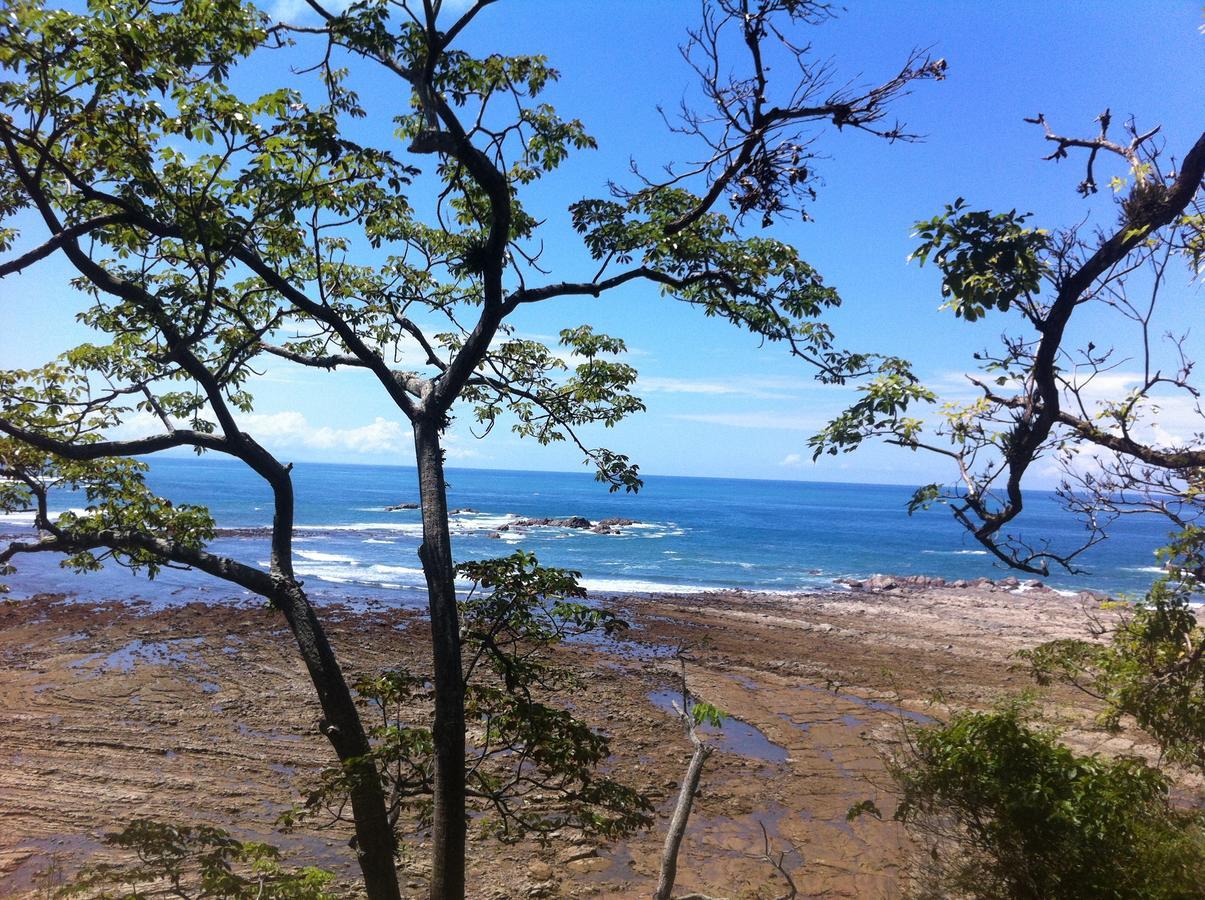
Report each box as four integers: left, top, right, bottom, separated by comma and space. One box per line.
385, 502, 419, 511
499, 515, 642, 534
510, 516, 593, 529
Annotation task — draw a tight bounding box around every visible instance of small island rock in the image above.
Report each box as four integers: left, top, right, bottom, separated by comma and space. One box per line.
511, 516, 592, 529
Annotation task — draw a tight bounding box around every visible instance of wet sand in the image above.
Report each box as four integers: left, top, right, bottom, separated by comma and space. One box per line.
0, 582, 1182, 898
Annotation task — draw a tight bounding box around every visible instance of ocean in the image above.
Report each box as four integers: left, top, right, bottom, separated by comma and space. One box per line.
0, 457, 1180, 606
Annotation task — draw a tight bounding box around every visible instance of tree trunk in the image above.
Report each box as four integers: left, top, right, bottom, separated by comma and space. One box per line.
254, 449, 401, 900
273, 585, 402, 900
654, 737, 713, 900
414, 416, 468, 900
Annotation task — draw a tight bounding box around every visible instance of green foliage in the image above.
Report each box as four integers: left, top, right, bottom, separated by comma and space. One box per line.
1019, 528, 1205, 772
905, 483, 944, 515
0, 363, 215, 588
808, 359, 936, 458
0, 0, 659, 491
287, 552, 653, 843
460, 327, 646, 492
62, 819, 335, 899
810, 195, 1054, 473
1183, 210, 1205, 276
887, 703, 1205, 899
690, 700, 726, 729
845, 798, 882, 822
912, 199, 1050, 321
0, 0, 904, 508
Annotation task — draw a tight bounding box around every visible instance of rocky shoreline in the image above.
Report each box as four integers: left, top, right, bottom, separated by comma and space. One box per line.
834, 571, 1112, 603
0, 581, 1180, 898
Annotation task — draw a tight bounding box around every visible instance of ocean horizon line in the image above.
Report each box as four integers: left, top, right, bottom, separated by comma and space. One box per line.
141, 452, 1063, 498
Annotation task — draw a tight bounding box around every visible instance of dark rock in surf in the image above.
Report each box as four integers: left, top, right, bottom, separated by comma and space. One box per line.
512, 516, 592, 529
385, 502, 419, 511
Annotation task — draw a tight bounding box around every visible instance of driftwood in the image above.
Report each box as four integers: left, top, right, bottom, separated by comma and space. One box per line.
654, 653, 715, 900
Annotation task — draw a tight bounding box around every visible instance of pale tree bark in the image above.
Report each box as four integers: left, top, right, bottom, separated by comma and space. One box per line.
654, 737, 713, 900
654, 658, 714, 900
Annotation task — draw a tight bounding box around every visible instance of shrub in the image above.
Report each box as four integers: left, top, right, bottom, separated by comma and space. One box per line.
877, 704, 1205, 899
63, 819, 335, 899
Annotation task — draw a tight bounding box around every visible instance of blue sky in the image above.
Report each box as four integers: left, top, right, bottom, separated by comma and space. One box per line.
2, 0, 1202, 485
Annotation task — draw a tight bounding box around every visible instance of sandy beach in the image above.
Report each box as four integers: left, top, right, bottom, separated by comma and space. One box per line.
0, 582, 1188, 898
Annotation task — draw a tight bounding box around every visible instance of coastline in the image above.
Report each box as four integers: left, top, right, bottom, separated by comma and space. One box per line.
0, 582, 1190, 898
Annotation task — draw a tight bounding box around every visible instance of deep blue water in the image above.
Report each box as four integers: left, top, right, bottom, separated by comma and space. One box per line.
0, 457, 1178, 606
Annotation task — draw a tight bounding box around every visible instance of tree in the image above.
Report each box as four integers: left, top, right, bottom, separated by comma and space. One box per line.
653, 651, 723, 900
1019, 527, 1205, 774
814, 114, 1205, 574
0, 1, 941, 896
822, 106, 1205, 899
284, 552, 654, 845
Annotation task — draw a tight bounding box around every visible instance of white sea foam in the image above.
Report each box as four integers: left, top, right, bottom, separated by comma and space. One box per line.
291, 558, 464, 590
295, 522, 426, 537
0, 507, 89, 526
1122, 566, 1165, 574
362, 538, 396, 545
295, 512, 518, 537
921, 549, 989, 556
577, 577, 713, 595
698, 559, 757, 569
289, 513, 686, 548
368, 563, 426, 577
296, 550, 359, 564
291, 557, 712, 596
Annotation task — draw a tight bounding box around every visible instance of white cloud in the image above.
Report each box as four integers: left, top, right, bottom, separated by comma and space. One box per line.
243, 411, 409, 455
780, 453, 804, 467
670, 412, 821, 431
442, 434, 483, 460
106, 406, 493, 462
639, 376, 777, 399
638, 373, 842, 399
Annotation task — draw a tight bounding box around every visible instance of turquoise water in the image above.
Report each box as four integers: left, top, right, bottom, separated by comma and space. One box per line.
0, 457, 1177, 605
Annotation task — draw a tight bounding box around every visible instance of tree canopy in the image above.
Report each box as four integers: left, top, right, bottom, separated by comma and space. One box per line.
0, 1, 944, 897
